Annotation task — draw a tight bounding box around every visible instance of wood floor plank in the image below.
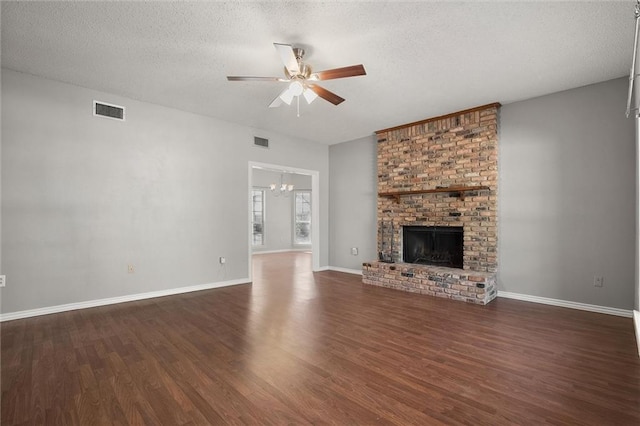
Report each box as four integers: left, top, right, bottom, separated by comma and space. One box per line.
2, 252, 639, 425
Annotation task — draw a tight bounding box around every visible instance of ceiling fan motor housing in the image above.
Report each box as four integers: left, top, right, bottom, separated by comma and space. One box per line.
293, 48, 305, 60
284, 48, 311, 80
285, 63, 312, 80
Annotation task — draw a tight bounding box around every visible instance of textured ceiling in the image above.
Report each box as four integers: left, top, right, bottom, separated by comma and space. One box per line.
1, 1, 634, 144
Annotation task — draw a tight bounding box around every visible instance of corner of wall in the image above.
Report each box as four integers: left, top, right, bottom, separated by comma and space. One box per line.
634, 310, 640, 357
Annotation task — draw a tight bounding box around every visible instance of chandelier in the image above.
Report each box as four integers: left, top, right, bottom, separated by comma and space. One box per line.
270, 174, 294, 197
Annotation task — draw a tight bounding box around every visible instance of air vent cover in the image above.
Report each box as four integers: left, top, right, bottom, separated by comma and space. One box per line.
93, 101, 125, 121
254, 136, 269, 148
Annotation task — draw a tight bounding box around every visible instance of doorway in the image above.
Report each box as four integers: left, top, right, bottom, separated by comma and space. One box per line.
248, 162, 320, 282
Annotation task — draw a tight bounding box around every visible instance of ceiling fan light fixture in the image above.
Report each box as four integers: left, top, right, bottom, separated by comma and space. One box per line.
303, 88, 318, 104
279, 88, 295, 105
289, 80, 304, 96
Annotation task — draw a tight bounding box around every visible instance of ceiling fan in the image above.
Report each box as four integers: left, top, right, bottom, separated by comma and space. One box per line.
227, 43, 366, 109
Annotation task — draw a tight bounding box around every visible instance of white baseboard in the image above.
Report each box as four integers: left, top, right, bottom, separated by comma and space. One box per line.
252, 249, 309, 254
634, 310, 640, 357
315, 266, 330, 272
498, 291, 633, 318
327, 266, 363, 276
0, 278, 250, 322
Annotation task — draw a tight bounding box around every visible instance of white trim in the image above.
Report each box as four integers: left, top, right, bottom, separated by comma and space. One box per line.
634, 310, 640, 357
252, 249, 309, 255
327, 266, 363, 275
0, 278, 250, 322
316, 266, 330, 272
498, 291, 633, 318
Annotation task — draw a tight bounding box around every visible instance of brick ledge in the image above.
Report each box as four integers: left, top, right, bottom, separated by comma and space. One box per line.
362, 261, 497, 305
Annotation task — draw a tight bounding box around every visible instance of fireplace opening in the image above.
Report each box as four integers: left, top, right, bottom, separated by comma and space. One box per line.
403, 226, 463, 268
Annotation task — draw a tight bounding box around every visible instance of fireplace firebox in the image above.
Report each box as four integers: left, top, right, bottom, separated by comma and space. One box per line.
403, 226, 463, 268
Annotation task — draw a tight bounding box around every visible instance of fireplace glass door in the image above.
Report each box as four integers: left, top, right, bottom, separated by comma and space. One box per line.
402, 226, 463, 268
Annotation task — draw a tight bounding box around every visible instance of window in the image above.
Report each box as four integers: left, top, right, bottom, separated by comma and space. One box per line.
252, 189, 264, 246
294, 191, 311, 245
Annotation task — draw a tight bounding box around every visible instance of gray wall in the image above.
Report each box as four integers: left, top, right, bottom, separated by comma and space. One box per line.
1, 66, 3, 313
328, 135, 377, 270
2, 69, 634, 314
631, 81, 640, 312
1, 69, 329, 314
251, 169, 311, 252
499, 77, 635, 310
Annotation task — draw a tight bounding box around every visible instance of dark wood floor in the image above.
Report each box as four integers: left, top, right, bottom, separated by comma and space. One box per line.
2, 252, 639, 425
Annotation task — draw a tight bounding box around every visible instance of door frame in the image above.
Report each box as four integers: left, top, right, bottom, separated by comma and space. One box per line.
248, 161, 320, 281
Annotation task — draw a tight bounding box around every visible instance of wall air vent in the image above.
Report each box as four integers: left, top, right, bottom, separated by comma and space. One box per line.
93, 101, 125, 121
254, 136, 269, 148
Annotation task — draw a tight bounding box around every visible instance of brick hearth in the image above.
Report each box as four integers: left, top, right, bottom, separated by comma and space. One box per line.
362, 262, 497, 305
364, 103, 500, 304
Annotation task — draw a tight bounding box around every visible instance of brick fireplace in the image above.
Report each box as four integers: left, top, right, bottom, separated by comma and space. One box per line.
362, 103, 500, 305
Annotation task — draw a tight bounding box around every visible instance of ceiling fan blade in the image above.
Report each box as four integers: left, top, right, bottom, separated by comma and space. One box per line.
311, 64, 366, 81
274, 43, 300, 75
227, 76, 287, 82
308, 84, 345, 105
269, 96, 283, 108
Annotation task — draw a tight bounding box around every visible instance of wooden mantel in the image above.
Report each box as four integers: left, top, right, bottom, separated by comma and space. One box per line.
378, 185, 490, 202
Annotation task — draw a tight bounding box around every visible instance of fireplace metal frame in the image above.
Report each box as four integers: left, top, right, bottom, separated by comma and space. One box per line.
402, 225, 463, 268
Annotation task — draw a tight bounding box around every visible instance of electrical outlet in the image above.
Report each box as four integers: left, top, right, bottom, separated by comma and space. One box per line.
351, 247, 358, 256
0, 275, 5, 287
594, 276, 604, 287
128, 264, 135, 274
219, 257, 226, 265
